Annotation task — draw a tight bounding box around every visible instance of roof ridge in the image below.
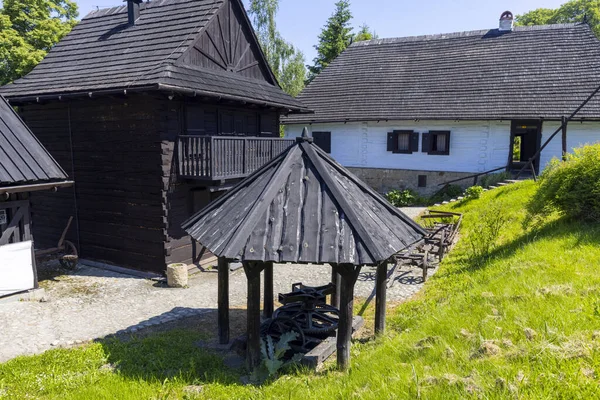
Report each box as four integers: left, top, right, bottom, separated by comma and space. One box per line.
83, 0, 222, 20
350, 22, 587, 47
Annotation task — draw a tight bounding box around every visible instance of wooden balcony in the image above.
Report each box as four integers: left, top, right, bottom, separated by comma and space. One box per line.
177, 135, 296, 181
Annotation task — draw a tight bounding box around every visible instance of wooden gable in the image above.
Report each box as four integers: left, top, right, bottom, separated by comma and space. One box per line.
179, 0, 275, 84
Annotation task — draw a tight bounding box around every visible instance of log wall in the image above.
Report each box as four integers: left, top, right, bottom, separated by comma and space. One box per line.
20, 94, 282, 272
21, 96, 167, 272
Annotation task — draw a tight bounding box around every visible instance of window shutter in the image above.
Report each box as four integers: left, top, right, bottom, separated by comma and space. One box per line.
444, 131, 451, 155
422, 132, 431, 153
387, 132, 396, 152
410, 132, 420, 153
313, 132, 332, 153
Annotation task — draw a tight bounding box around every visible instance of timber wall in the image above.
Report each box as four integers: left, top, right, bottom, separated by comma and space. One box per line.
21, 96, 167, 272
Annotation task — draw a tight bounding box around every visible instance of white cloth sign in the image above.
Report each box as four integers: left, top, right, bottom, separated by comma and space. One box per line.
0, 241, 35, 297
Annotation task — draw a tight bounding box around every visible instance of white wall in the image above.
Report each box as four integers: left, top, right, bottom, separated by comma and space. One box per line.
286, 121, 511, 174
540, 121, 600, 171
286, 120, 600, 174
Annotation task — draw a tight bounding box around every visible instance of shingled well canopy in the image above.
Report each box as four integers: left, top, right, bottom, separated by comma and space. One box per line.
183, 128, 427, 369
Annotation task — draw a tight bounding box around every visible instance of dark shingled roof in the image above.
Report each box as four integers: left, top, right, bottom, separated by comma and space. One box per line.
182, 132, 427, 266
284, 23, 600, 124
0, 96, 68, 186
1, 0, 307, 111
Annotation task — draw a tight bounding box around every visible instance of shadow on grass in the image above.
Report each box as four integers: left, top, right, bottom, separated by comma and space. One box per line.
97, 308, 249, 386
447, 216, 600, 277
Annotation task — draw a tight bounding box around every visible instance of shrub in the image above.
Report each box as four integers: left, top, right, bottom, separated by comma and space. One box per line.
526, 144, 600, 223
467, 201, 510, 261
479, 171, 512, 188
464, 186, 484, 200
386, 189, 423, 207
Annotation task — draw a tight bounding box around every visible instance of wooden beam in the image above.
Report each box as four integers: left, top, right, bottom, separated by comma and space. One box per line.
331, 266, 341, 308
336, 264, 361, 371
0, 181, 73, 195
375, 262, 388, 335
263, 262, 274, 318
562, 116, 568, 161
218, 257, 230, 345
243, 261, 265, 369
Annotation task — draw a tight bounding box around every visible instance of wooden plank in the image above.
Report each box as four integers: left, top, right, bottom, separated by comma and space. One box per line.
299, 163, 321, 262
263, 262, 273, 318
218, 257, 230, 344
336, 265, 361, 371
302, 143, 385, 263
221, 147, 301, 259
243, 261, 264, 369
331, 266, 341, 308
375, 262, 387, 335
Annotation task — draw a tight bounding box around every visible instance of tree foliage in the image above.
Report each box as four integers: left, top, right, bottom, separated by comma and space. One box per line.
308, 0, 353, 81
354, 23, 378, 42
248, 0, 306, 97
0, 0, 78, 85
516, 0, 600, 37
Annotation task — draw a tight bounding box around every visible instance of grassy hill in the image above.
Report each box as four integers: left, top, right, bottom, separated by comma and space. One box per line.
2, 181, 600, 399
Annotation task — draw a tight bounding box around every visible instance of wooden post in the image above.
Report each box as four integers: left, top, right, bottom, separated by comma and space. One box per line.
561, 116, 568, 161
438, 229, 446, 261
243, 261, 264, 369
331, 266, 341, 308
336, 264, 361, 371
263, 262, 274, 318
375, 262, 387, 335
217, 257, 229, 345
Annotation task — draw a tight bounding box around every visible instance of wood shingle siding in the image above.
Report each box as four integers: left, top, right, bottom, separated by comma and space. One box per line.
2, 0, 308, 113
284, 23, 600, 124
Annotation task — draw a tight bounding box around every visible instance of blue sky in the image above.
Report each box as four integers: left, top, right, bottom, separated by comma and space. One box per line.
75, 0, 567, 63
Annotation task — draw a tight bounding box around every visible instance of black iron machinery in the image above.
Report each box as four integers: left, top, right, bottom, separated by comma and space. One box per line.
264, 282, 340, 353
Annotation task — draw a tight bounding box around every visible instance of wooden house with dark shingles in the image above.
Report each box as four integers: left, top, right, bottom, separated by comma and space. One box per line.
0, 95, 72, 296
1, 0, 309, 273
284, 15, 600, 195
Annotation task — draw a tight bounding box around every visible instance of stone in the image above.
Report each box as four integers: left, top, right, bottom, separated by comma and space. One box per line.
51, 341, 60, 346
166, 263, 188, 288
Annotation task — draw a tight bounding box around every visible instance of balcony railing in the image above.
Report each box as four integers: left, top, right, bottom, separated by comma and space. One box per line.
177, 135, 296, 181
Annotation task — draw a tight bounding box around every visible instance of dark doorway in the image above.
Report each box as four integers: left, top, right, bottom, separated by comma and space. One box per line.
509, 121, 542, 174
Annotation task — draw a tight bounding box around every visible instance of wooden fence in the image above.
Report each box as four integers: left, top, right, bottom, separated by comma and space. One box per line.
178, 136, 295, 180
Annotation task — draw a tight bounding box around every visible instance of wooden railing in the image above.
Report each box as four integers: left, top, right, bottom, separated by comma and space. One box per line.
177, 135, 295, 180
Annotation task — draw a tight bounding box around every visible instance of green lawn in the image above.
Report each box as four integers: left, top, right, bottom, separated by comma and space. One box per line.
2, 181, 600, 399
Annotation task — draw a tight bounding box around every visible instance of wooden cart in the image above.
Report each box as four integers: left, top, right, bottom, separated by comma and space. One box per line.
35, 216, 78, 269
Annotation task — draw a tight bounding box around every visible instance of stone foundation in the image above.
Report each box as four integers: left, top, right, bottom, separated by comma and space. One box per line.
347, 167, 475, 196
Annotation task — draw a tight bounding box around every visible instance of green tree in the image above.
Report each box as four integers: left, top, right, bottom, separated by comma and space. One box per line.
0, 0, 78, 85
308, 0, 353, 82
516, 0, 600, 37
248, 0, 306, 97
354, 23, 377, 42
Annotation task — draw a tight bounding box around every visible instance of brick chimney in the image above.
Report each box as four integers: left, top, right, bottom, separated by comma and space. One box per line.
127, 0, 143, 25
499, 11, 514, 32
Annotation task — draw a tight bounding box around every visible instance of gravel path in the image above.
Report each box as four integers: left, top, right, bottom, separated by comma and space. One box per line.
0, 261, 432, 363
0, 207, 432, 363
